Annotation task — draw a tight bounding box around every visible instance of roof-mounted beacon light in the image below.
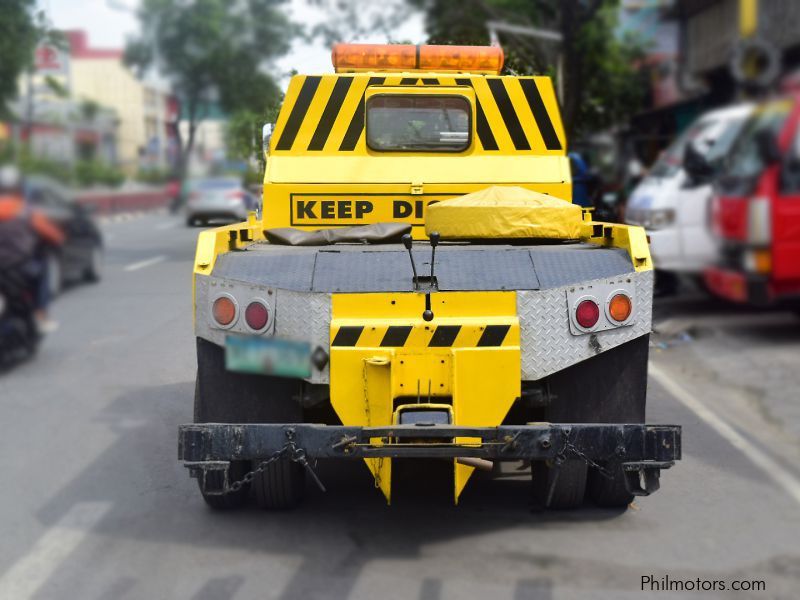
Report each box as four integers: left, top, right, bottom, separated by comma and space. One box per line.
332, 43, 504, 75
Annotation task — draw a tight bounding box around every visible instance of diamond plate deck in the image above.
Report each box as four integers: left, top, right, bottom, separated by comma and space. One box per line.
517, 270, 653, 381
211, 242, 634, 292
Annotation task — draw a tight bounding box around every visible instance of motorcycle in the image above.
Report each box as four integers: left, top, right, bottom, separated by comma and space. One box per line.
0, 267, 40, 367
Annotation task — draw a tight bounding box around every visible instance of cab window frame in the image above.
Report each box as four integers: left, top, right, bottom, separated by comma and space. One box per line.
365, 93, 473, 154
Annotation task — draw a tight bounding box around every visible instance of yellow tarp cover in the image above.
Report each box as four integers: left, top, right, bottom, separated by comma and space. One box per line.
425, 186, 583, 239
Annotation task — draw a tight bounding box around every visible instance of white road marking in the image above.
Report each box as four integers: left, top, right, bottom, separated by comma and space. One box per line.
155, 221, 178, 230
650, 363, 800, 506
0, 502, 111, 599
123, 255, 165, 272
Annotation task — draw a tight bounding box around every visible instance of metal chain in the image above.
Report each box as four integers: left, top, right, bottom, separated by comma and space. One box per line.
228, 445, 291, 492
226, 439, 327, 494
556, 430, 615, 479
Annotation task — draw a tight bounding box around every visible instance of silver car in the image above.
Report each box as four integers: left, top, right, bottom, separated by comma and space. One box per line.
185, 178, 258, 226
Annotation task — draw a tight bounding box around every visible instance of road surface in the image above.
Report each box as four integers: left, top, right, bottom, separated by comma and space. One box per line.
1, 212, 798, 599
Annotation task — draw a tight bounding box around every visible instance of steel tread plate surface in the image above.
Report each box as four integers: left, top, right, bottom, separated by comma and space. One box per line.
518, 270, 653, 380
211, 243, 634, 292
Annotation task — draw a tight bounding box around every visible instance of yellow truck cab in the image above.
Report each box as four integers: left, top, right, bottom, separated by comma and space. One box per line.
179, 44, 681, 510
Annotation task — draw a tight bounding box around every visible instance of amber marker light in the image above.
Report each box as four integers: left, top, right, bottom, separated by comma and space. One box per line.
608, 293, 632, 323
332, 43, 504, 74
212, 296, 237, 327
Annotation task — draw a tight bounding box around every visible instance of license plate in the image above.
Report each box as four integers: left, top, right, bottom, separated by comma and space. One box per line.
225, 335, 312, 378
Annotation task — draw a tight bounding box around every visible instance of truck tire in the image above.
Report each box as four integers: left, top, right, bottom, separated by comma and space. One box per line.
200, 460, 252, 510
536, 335, 649, 509
587, 464, 633, 508
531, 460, 588, 510
194, 337, 306, 509
253, 458, 305, 510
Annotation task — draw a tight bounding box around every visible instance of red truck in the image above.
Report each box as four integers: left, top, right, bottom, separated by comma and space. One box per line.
703, 89, 800, 308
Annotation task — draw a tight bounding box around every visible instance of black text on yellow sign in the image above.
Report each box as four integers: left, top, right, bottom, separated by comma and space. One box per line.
289, 194, 457, 226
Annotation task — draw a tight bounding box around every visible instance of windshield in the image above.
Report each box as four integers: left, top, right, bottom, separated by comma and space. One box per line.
649, 119, 715, 179
704, 116, 749, 168
722, 99, 792, 181
366, 95, 471, 152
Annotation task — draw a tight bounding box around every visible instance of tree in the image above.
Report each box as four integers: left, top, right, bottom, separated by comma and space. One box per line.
410, 0, 646, 140
125, 0, 296, 180
0, 1, 62, 121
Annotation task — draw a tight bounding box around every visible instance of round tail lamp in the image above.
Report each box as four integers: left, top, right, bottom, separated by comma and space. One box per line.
244, 300, 269, 331
608, 293, 632, 322
575, 299, 600, 329
212, 296, 237, 327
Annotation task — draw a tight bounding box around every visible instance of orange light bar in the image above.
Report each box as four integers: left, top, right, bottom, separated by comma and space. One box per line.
332, 43, 504, 75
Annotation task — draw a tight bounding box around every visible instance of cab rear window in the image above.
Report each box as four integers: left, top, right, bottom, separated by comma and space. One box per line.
366, 95, 471, 152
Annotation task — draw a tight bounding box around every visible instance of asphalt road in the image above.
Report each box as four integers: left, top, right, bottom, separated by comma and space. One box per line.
1, 212, 799, 600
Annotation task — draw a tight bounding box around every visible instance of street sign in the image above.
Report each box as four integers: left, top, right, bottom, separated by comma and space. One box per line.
35, 44, 70, 76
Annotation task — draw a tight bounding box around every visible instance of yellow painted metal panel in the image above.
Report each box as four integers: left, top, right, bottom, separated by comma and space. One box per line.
267, 155, 570, 184
330, 291, 520, 503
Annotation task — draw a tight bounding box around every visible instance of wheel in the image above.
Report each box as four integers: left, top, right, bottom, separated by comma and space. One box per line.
46, 251, 62, 297
253, 458, 305, 510
84, 245, 103, 282
536, 335, 650, 510
199, 460, 252, 510
186, 216, 196, 227
194, 338, 305, 510
586, 463, 633, 508
531, 459, 587, 510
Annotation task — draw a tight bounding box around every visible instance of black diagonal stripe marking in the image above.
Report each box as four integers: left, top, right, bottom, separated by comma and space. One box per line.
428, 325, 461, 347
380, 326, 413, 347
486, 78, 530, 150
519, 79, 562, 150
332, 326, 364, 347
477, 325, 510, 347
421, 78, 439, 85
456, 78, 498, 151
400, 77, 419, 85
308, 77, 353, 151
275, 76, 321, 151
340, 76, 385, 151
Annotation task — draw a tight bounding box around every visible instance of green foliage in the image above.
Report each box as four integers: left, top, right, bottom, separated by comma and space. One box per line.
225, 101, 281, 168
135, 167, 172, 184
18, 149, 72, 184
125, 0, 296, 178
74, 160, 125, 188
17, 147, 124, 188
410, 0, 646, 139
0, 0, 38, 118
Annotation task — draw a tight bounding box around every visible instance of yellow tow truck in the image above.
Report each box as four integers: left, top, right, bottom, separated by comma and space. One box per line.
178, 44, 681, 510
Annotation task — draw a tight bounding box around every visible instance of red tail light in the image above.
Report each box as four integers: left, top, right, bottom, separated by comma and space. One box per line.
244, 300, 269, 331
575, 299, 600, 329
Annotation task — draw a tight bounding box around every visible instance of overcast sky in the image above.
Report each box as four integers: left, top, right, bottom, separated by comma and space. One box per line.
41, 0, 426, 81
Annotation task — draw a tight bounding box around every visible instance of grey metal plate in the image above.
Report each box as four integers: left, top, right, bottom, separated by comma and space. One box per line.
212, 242, 634, 292
311, 248, 540, 292
214, 250, 317, 291
518, 270, 652, 381
531, 247, 633, 288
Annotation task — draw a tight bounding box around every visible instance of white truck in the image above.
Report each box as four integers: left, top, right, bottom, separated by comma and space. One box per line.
625, 104, 753, 292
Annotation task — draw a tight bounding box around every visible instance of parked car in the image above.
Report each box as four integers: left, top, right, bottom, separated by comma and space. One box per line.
625, 104, 753, 293
185, 178, 258, 226
24, 175, 103, 295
